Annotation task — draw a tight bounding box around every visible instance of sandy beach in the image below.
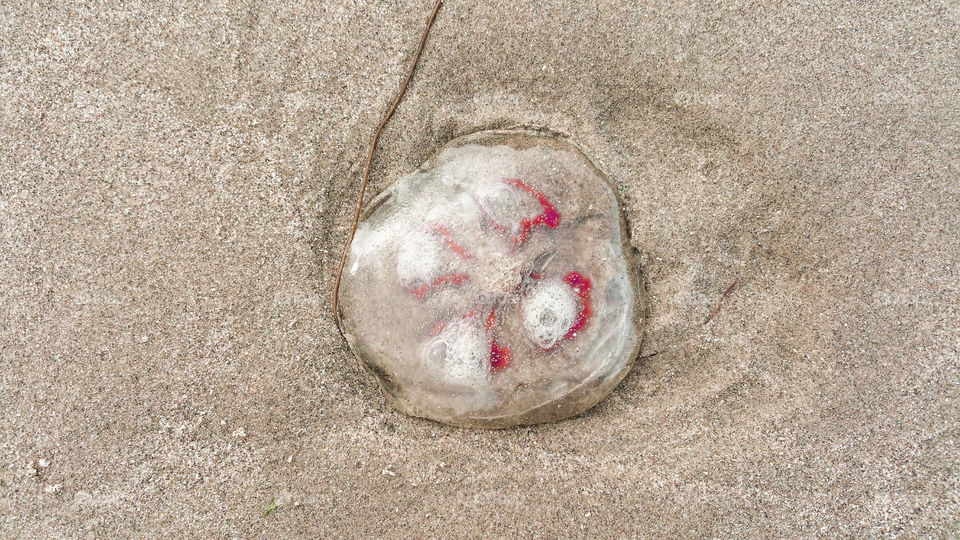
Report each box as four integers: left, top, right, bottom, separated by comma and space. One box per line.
2, 1, 958, 536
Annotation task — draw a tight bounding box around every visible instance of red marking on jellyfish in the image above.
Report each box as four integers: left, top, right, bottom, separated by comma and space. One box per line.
504, 178, 561, 247
426, 304, 512, 371
484, 306, 497, 330
427, 319, 446, 336
408, 272, 471, 300
562, 271, 592, 338
484, 305, 511, 371
425, 222, 473, 260
480, 209, 508, 235
427, 304, 480, 337
490, 339, 512, 371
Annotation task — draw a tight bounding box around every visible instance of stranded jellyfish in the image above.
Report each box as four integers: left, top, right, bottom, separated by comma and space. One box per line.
338, 130, 644, 428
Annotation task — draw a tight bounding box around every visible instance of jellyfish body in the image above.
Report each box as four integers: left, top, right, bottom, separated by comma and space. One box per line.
339, 130, 644, 428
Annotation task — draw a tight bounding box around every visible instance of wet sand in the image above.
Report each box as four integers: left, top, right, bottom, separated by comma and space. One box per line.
2, 1, 958, 536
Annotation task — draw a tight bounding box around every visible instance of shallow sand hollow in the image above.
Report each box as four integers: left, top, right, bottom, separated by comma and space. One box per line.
2, 1, 958, 537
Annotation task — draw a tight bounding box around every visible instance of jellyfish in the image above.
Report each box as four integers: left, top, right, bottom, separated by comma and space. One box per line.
338, 130, 644, 428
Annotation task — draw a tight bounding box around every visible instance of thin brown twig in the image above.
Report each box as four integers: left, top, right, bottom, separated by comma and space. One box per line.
703, 277, 741, 324
331, 0, 444, 331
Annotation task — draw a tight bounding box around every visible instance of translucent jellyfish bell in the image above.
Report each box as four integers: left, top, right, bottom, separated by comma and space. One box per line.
338, 130, 644, 428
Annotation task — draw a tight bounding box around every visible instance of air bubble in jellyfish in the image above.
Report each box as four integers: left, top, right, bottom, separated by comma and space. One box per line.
337, 130, 644, 428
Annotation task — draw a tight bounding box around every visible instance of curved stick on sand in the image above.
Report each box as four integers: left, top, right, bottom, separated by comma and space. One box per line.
332, 0, 444, 331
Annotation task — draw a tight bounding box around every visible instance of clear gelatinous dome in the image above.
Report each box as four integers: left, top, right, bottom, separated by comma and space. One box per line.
338, 130, 644, 428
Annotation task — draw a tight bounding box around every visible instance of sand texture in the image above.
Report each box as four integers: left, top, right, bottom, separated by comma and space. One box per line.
2, 1, 958, 537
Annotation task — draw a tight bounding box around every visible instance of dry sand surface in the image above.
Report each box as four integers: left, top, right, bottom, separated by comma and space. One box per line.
2, 0, 958, 537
